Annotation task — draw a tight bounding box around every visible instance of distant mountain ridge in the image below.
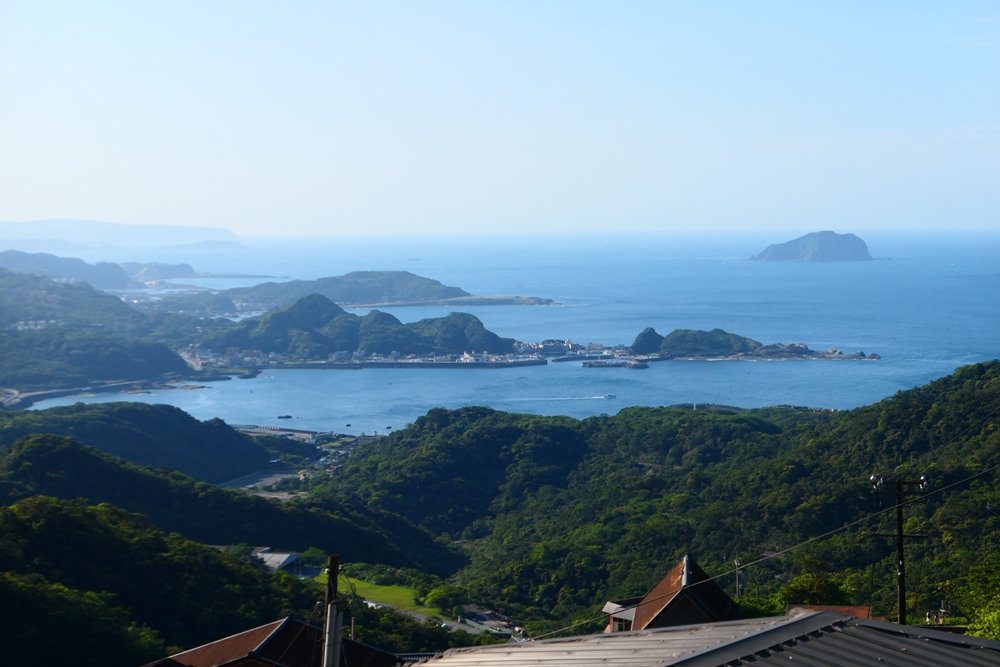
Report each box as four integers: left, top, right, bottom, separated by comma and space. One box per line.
0, 250, 136, 288
0, 219, 239, 248
751, 231, 874, 261
222, 270, 472, 307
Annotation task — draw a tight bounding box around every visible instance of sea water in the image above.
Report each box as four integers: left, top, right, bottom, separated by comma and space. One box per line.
30, 231, 1000, 434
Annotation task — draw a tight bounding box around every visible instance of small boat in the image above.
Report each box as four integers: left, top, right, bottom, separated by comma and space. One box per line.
277, 415, 292, 419
603, 394, 617, 399
346, 423, 352, 427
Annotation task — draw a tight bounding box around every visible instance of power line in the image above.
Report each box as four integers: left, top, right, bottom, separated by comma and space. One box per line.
531, 456, 1000, 641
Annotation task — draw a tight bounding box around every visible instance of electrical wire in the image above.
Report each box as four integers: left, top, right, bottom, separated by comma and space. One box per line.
272, 600, 321, 667
530, 457, 1000, 641
867, 504, 885, 613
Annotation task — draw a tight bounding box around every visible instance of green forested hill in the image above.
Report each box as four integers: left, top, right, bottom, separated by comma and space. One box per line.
0, 328, 188, 390
0, 249, 136, 288
326, 361, 1000, 626
219, 270, 471, 307
0, 267, 144, 329
0, 435, 464, 575
630, 327, 763, 356
0, 403, 271, 483
200, 293, 515, 357
0, 495, 319, 663
0, 267, 225, 346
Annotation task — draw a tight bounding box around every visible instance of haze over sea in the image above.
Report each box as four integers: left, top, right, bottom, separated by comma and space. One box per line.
31, 231, 1000, 435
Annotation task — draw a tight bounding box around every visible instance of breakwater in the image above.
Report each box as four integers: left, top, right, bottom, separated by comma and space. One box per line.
277, 358, 548, 370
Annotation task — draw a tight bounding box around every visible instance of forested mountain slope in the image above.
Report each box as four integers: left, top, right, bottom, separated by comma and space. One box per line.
0, 267, 225, 346
0, 249, 136, 288
0, 435, 464, 575
0, 403, 271, 483
0, 496, 319, 663
0, 328, 188, 390
326, 361, 1000, 624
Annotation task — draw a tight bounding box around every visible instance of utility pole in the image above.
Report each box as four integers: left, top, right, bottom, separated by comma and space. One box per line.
734, 560, 741, 599
870, 474, 928, 625
322, 555, 342, 667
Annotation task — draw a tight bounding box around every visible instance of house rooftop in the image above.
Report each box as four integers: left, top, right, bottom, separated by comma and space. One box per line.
142, 617, 397, 667
412, 610, 1000, 667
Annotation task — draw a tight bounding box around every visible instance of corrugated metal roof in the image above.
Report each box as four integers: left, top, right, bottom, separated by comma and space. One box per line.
414, 611, 1000, 667
417, 614, 809, 667
258, 551, 301, 571
712, 620, 1000, 667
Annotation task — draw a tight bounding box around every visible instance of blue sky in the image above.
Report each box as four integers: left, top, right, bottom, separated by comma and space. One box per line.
0, 2, 997, 237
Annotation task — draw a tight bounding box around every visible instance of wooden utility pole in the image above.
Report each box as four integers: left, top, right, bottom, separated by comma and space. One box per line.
870, 475, 928, 625
322, 555, 342, 667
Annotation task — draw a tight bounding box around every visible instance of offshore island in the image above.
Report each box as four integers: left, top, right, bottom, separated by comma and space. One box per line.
750, 230, 874, 261
0, 264, 880, 409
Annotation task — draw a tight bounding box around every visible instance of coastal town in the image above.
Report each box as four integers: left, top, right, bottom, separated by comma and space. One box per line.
189, 335, 881, 374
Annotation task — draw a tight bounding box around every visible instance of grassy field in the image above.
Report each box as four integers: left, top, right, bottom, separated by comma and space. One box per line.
315, 572, 430, 614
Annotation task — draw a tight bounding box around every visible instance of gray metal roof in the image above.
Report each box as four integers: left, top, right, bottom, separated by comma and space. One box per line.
413, 611, 1000, 667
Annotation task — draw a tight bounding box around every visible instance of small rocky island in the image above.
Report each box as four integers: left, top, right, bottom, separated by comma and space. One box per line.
751, 231, 874, 261
630, 328, 880, 360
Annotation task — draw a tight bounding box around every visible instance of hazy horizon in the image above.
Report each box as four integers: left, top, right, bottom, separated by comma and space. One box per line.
1, 2, 997, 237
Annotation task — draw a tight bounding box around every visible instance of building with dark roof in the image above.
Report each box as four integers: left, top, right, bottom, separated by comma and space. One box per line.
604, 554, 739, 632
412, 609, 1000, 667
141, 617, 397, 667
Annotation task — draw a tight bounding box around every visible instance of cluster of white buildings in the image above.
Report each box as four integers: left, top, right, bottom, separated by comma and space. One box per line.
12, 319, 64, 331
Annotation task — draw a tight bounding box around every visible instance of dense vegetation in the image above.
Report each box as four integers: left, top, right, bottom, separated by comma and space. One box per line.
630, 327, 762, 356
0, 435, 463, 575
0, 495, 320, 663
323, 361, 1000, 633
3, 361, 1000, 657
151, 291, 238, 316
220, 270, 470, 307
0, 443, 484, 661
0, 402, 272, 483
0, 268, 224, 348
0, 267, 148, 329
200, 293, 515, 357
0, 328, 188, 390
0, 249, 136, 288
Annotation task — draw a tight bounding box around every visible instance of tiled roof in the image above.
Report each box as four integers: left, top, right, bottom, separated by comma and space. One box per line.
152, 619, 285, 667
630, 554, 737, 629
142, 617, 396, 667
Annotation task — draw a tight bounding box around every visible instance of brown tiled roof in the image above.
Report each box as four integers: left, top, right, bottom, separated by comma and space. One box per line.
162, 619, 285, 667
142, 617, 396, 667
630, 554, 737, 630
631, 559, 686, 630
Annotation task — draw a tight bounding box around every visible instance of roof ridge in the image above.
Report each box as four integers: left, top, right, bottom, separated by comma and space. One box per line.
252, 616, 292, 654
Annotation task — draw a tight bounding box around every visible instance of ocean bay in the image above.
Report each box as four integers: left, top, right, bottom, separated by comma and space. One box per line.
32, 233, 1000, 431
